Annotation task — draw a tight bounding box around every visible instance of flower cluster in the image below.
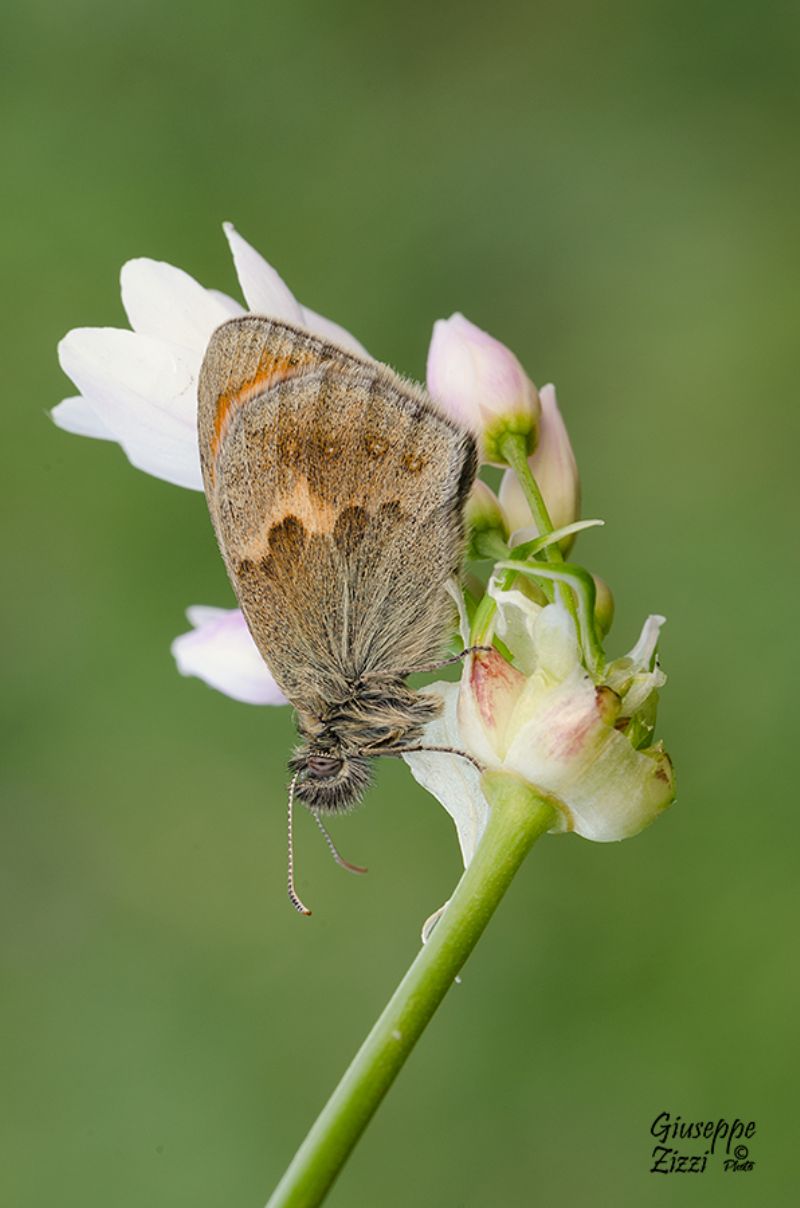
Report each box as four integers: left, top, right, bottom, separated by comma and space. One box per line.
55, 224, 674, 878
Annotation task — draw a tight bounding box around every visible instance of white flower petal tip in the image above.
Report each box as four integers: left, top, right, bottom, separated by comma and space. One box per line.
222, 222, 305, 323
628, 614, 666, 667
223, 222, 370, 357
51, 397, 115, 441
171, 607, 288, 706
426, 314, 539, 461
499, 383, 580, 543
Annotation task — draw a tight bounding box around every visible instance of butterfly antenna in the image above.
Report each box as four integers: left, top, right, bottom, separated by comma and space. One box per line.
287, 772, 312, 916
312, 811, 368, 875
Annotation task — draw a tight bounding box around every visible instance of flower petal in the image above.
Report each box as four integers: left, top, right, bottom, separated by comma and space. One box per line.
120, 257, 242, 353
223, 222, 305, 323
402, 682, 488, 868
458, 650, 527, 763
51, 396, 115, 440
58, 326, 203, 490
171, 607, 287, 705
299, 306, 371, 358
626, 614, 666, 669
604, 614, 667, 718
503, 669, 673, 840
223, 224, 370, 355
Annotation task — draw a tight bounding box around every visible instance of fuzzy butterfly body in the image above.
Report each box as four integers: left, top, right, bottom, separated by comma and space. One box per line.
198, 316, 477, 813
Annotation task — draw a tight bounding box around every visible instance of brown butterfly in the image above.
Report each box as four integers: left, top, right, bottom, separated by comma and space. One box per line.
198, 316, 479, 911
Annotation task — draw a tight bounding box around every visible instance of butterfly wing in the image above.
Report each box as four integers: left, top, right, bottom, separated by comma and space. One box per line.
198, 316, 477, 713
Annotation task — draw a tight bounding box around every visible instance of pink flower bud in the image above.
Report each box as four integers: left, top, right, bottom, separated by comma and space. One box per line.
426, 314, 540, 464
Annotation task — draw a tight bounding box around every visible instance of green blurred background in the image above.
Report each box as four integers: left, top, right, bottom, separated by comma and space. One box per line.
2, 1, 797, 1204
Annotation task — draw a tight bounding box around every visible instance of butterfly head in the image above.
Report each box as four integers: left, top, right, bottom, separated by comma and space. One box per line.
290, 746, 373, 813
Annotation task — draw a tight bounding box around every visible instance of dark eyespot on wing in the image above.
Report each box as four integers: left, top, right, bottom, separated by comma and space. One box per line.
269, 515, 307, 556
333, 505, 369, 552
364, 434, 389, 459
236, 515, 308, 586
402, 452, 426, 474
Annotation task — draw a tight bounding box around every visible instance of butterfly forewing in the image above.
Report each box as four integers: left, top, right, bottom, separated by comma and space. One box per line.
198, 317, 476, 711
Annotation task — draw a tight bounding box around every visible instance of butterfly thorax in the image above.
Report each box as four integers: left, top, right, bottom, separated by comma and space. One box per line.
290, 677, 442, 813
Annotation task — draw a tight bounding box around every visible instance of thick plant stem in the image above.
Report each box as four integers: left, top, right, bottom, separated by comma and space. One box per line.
265, 773, 557, 1208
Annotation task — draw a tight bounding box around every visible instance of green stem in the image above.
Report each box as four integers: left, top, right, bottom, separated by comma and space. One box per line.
265, 774, 557, 1208
498, 432, 562, 563
471, 433, 571, 644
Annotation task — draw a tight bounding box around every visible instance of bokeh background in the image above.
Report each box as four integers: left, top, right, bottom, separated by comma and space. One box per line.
2, 1, 797, 1205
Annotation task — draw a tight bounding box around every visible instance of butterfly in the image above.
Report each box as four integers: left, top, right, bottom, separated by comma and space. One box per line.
197, 316, 479, 911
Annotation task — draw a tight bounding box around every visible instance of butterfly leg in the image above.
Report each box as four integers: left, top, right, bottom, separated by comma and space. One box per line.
362, 645, 494, 682
377, 744, 485, 773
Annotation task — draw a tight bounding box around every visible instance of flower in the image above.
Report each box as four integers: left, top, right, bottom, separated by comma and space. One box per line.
53, 222, 368, 491
53, 223, 367, 701
54, 226, 674, 881
172, 607, 287, 706
426, 313, 540, 465
498, 383, 580, 544
404, 578, 674, 866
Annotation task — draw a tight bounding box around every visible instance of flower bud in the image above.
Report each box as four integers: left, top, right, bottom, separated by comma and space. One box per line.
465, 480, 510, 559
498, 384, 580, 546
426, 314, 540, 465
592, 574, 615, 635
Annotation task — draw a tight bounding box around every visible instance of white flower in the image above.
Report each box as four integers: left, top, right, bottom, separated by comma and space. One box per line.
52, 222, 368, 490
53, 224, 368, 703
426, 313, 540, 465
172, 607, 287, 706
498, 384, 580, 545
404, 585, 674, 867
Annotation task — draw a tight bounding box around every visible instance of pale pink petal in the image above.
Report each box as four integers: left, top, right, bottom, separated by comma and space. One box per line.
427, 313, 534, 430
58, 327, 203, 490
171, 607, 288, 706
503, 669, 673, 841
458, 650, 527, 762
223, 222, 305, 323
51, 396, 115, 440
120, 258, 243, 353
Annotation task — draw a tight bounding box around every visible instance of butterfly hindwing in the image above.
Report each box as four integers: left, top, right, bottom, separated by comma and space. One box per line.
198, 317, 477, 710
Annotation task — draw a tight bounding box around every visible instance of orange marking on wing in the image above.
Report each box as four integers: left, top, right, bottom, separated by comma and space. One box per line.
210, 354, 300, 465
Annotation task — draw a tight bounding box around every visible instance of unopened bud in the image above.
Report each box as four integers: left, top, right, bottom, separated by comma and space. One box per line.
427, 313, 540, 465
